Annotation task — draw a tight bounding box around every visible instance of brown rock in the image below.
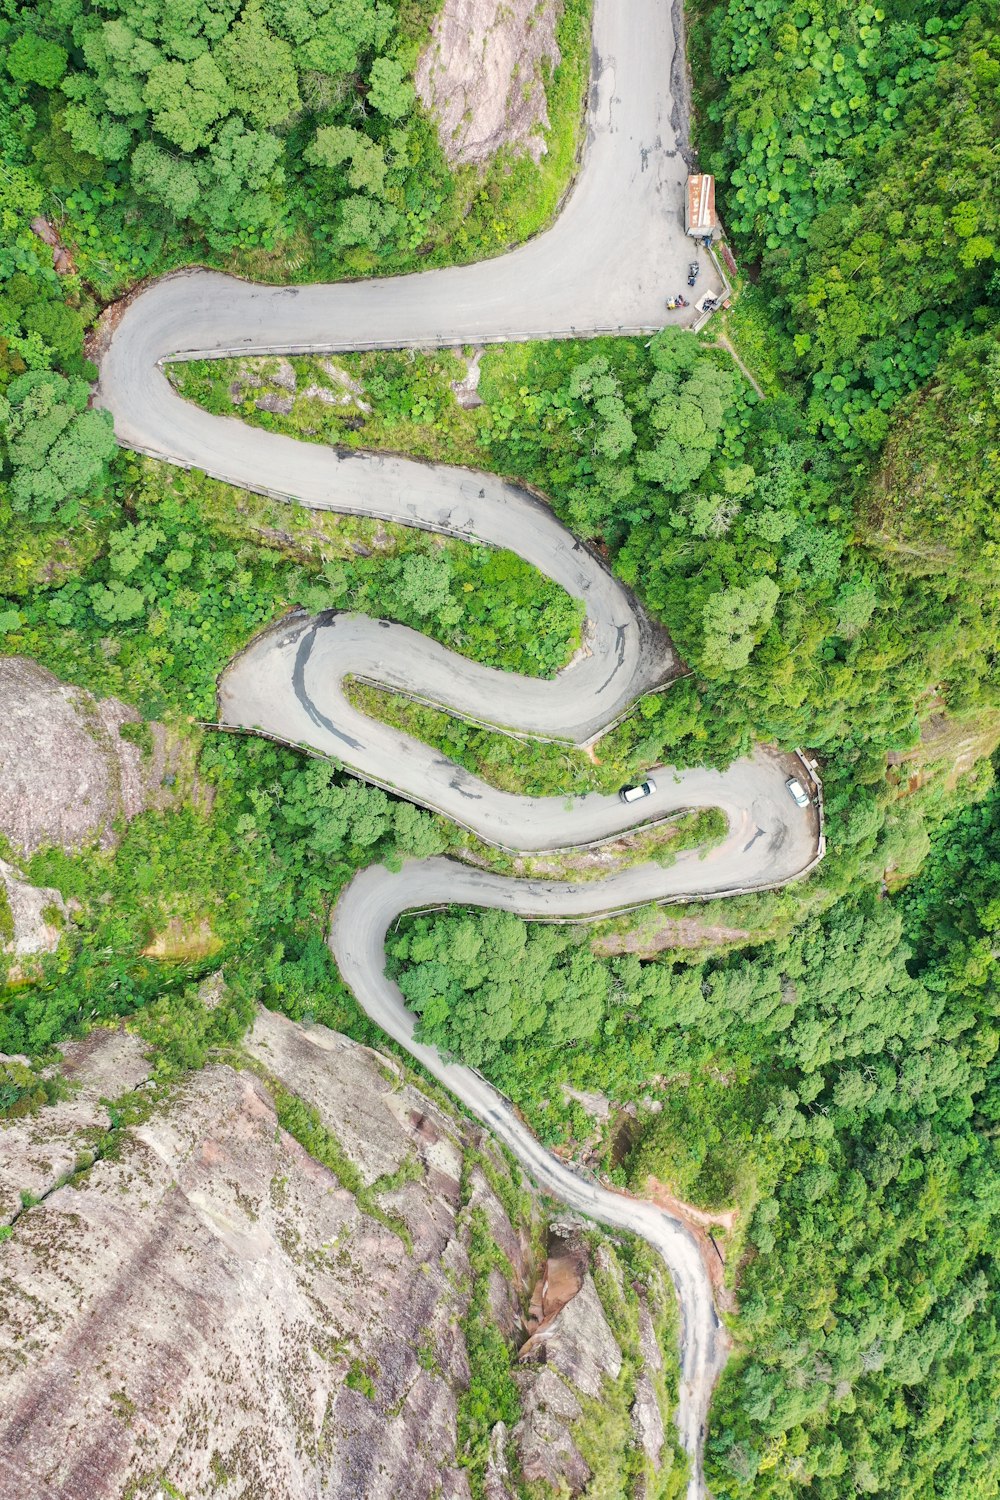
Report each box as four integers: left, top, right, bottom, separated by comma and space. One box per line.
518, 1271, 622, 1399
525, 1221, 588, 1332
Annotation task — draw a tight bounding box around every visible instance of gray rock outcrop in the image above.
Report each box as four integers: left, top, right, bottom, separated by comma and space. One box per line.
0, 1012, 531, 1500
0, 1027, 151, 1227
513, 1364, 589, 1490
0, 858, 67, 980
632, 1369, 667, 1467
0, 1010, 678, 1499
416, 0, 562, 166
0, 657, 168, 855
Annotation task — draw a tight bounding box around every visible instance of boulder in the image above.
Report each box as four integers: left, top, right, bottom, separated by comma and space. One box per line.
0, 858, 67, 980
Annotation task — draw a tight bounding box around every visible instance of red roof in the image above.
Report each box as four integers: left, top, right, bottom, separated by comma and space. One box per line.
686, 175, 716, 234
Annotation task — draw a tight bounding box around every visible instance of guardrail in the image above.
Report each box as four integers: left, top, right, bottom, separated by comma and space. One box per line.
204, 716, 825, 913
204, 716, 699, 858
691, 241, 735, 335
158, 324, 668, 365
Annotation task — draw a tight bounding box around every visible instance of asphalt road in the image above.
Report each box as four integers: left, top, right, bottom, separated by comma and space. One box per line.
331, 858, 733, 1491
95, 1, 816, 1492
95, 0, 724, 463
219, 609, 819, 870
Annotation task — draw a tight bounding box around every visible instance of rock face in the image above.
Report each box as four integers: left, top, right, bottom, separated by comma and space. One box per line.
514, 1224, 671, 1493
519, 1270, 622, 1398
0, 859, 67, 981
0, 1012, 676, 1499
416, 0, 562, 166
0, 657, 169, 856
514, 1365, 589, 1490
0, 1027, 151, 1227
0, 1012, 525, 1500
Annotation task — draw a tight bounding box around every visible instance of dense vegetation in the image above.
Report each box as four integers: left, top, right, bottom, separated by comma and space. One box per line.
2, 0, 999, 1497
0, 0, 590, 292
390, 771, 1000, 1495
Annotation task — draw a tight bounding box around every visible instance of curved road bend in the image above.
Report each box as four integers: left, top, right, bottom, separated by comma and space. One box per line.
95, 0, 725, 460
95, 0, 816, 1492
332, 861, 732, 1497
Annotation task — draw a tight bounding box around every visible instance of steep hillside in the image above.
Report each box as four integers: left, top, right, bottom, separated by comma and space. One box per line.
0, 1008, 683, 1499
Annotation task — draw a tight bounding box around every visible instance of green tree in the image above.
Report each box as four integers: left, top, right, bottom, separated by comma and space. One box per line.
1, 371, 115, 520
5, 34, 68, 87
700, 578, 780, 673
367, 57, 414, 121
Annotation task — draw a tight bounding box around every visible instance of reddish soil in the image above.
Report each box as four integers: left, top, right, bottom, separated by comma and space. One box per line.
643, 1176, 740, 1312
84, 293, 131, 365
524, 1229, 589, 1336
31, 218, 76, 276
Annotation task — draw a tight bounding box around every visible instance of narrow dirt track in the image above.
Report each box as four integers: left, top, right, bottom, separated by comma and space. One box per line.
95, 2, 822, 1492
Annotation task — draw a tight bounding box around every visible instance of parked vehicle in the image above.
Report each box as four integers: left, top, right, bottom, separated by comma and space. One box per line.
620, 778, 656, 804
687, 261, 700, 285
785, 776, 811, 808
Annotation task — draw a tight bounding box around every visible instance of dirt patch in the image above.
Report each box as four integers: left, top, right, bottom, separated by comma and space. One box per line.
886, 705, 1000, 794
450, 347, 485, 408
31, 218, 76, 276
416, 0, 562, 166
644, 1176, 739, 1312
593, 913, 752, 958
141, 915, 221, 962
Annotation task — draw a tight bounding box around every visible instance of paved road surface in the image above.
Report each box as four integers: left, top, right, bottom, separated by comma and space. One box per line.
96, 0, 723, 461
95, 2, 815, 1493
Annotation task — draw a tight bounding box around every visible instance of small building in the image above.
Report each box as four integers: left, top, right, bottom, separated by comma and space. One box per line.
685, 174, 716, 239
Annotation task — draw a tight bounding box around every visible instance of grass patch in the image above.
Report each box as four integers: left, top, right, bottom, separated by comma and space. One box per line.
457, 1200, 525, 1497
451, 0, 593, 254
167, 349, 482, 467
718, 287, 794, 402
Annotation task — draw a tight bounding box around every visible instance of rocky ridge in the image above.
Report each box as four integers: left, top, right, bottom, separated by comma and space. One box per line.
0, 1008, 677, 1498
0, 656, 176, 857
0, 859, 68, 982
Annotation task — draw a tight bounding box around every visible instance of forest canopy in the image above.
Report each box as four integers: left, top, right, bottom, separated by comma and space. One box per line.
1, 1, 999, 1498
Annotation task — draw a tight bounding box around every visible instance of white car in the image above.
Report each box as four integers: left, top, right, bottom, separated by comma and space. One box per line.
619, 778, 656, 804
785, 776, 811, 808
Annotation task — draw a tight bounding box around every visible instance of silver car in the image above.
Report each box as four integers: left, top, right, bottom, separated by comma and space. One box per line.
620, 778, 656, 804
785, 776, 811, 808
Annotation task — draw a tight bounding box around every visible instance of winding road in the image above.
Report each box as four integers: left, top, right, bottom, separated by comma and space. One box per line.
95, 1, 821, 1493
